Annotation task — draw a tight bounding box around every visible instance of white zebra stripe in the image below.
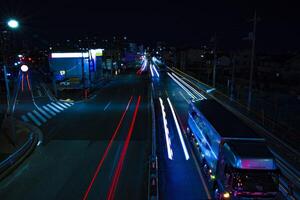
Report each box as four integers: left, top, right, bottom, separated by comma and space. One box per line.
51, 102, 64, 111
57, 102, 68, 109
33, 110, 47, 123
37, 107, 52, 119
21, 115, 29, 122
47, 104, 61, 113
43, 105, 56, 116
63, 102, 71, 107
27, 112, 41, 126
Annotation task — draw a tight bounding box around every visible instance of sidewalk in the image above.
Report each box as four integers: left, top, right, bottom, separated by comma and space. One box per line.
0, 118, 38, 179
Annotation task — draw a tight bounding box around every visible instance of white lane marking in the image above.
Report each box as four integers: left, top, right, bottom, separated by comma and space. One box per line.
47, 104, 61, 113
167, 98, 190, 160
51, 102, 64, 111
33, 110, 47, 123
21, 115, 29, 122
104, 101, 111, 111
57, 102, 68, 109
27, 112, 41, 126
43, 105, 56, 116
37, 107, 52, 119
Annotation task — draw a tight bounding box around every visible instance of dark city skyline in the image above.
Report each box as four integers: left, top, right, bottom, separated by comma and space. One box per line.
0, 0, 299, 51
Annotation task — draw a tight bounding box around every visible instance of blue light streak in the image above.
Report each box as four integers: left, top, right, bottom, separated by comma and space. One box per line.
189, 113, 217, 159
167, 98, 190, 160
159, 97, 173, 160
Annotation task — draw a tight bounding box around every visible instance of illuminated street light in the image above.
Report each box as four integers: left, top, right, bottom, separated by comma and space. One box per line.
7, 19, 19, 29
21, 65, 29, 72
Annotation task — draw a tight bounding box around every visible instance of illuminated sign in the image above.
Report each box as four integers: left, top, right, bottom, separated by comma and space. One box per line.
51, 49, 103, 59
51, 53, 89, 58
59, 70, 66, 76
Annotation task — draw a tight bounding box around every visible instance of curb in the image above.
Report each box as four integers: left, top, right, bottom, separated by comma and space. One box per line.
0, 121, 40, 181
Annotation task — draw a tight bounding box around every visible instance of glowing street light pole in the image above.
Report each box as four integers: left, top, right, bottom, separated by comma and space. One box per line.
1, 18, 20, 144
1, 18, 20, 114
7, 19, 19, 29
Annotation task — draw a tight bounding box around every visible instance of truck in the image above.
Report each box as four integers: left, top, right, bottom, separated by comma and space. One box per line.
187, 99, 280, 199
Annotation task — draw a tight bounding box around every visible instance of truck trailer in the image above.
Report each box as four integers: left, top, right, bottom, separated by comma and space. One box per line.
187, 99, 279, 199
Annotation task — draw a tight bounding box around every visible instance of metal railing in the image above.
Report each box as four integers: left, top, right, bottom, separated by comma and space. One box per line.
0, 132, 34, 178
148, 88, 159, 200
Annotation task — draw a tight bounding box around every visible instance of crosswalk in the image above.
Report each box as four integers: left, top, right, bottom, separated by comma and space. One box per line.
21, 101, 74, 126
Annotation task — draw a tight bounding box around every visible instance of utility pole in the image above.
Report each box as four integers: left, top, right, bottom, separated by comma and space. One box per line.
1, 31, 11, 114
212, 33, 217, 88
247, 10, 257, 110
81, 51, 86, 98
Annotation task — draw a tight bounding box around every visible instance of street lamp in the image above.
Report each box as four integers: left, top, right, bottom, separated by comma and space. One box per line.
1, 18, 20, 114
7, 19, 19, 29
21, 65, 29, 72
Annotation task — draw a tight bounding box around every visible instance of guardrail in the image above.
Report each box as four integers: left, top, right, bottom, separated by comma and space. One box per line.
0, 132, 34, 178
171, 67, 300, 155
148, 89, 159, 200
168, 66, 300, 200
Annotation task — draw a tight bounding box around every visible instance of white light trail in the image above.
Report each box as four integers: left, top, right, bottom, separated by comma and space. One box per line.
152, 63, 160, 78
189, 113, 217, 159
167, 72, 196, 99
159, 97, 173, 160
172, 73, 207, 100
167, 98, 190, 160
149, 64, 154, 77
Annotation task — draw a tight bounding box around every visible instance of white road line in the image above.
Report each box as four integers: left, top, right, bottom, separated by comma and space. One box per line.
104, 101, 111, 111
51, 102, 64, 111
47, 104, 61, 113
37, 107, 52, 119
43, 105, 56, 116
27, 112, 41, 126
57, 102, 68, 109
21, 115, 29, 122
33, 110, 47, 123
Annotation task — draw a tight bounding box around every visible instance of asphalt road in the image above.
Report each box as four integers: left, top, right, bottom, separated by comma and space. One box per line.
152, 71, 212, 200
0, 71, 151, 200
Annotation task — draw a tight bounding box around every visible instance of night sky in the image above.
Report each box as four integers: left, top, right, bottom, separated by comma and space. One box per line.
1, 0, 299, 51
